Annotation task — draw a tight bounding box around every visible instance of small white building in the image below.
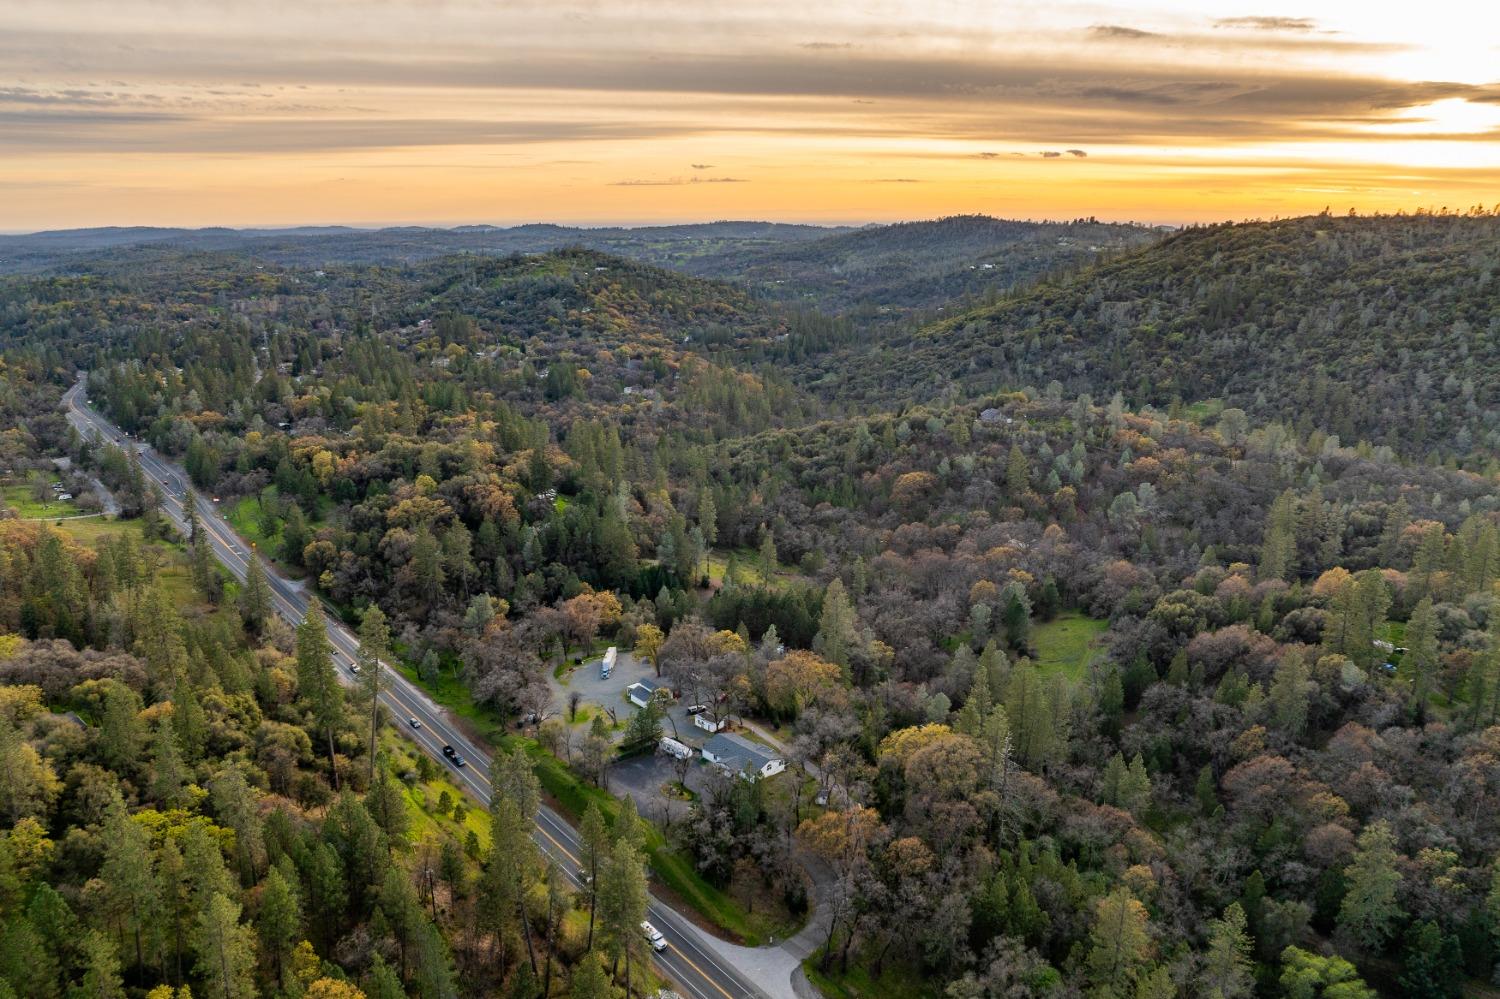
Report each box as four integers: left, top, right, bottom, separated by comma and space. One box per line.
693, 713, 727, 734
701, 732, 785, 781
626, 676, 672, 709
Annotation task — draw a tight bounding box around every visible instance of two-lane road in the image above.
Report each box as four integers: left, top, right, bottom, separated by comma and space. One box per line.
63, 377, 768, 999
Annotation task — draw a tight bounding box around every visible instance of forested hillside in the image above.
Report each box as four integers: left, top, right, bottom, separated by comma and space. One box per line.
0, 216, 1152, 323
0, 221, 847, 276
803, 212, 1500, 463
675, 215, 1157, 317
5, 213, 1500, 999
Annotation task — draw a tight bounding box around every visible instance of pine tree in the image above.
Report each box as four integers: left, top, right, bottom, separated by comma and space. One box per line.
1338, 820, 1403, 949
194, 892, 258, 999
1085, 888, 1153, 997
568, 954, 613, 999
99, 682, 145, 778
150, 722, 189, 809
598, 837, 649, 995
1269, 650, 1312, 739
813, 578, 858, 674
78, 930, 127, 999
580, 803, 609, 952
1260, 490, 1297, 581
758, 529, 777, 572
239, 557, 273, 634
1005, 665, 1055, 771
1468, 622, 1500, 728
1201, 903, 1254, 999
357, 605, 390, 784
99, 794, 163, 974
1404, 597, 1439, 718
257, 866, 301, 990
1378, 496, 1411, 566
491, 746, 542, 822
172, 679, 208, 762
1005, 443, 1029, 497
296, 601, 343, 789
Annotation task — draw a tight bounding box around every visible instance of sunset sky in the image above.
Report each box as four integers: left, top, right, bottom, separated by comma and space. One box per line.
3, 1, 1498, 230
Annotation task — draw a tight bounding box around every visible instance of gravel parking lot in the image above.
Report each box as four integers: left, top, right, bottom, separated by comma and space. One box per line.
548, 647, 707, 746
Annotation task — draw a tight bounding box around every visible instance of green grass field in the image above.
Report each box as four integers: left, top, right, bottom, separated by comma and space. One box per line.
1031, 611, 1109, 681
226, 487, 282, 552
1, 482, 83, 519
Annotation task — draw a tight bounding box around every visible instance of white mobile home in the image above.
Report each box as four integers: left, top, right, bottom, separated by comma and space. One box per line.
701, 732, 785, 781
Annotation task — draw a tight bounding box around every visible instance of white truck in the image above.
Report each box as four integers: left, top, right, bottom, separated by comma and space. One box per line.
601, 646, 617, 679
640, 921, 668, 952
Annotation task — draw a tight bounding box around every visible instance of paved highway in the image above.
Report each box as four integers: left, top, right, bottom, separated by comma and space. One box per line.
63, 377, 768, 999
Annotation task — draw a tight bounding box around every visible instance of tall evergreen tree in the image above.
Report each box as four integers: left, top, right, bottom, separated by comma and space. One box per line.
296, 601, 343, 789
1338, 820, 1403, 950
357, 605, 391, 784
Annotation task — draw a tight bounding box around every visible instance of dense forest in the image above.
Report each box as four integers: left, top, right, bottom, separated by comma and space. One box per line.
4, 211, 1500, 999
802, 212, 1500, 464
672, 215, 1156, 318
0, 367, 662, 999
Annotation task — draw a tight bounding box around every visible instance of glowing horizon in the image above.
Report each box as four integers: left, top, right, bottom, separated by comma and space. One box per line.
2, 1, 1497, 232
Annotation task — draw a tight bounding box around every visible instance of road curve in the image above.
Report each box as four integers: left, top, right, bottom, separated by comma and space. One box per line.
63, 376, 770, 999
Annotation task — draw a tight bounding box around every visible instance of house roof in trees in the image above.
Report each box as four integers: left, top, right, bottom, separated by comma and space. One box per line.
702, 732, 780, 772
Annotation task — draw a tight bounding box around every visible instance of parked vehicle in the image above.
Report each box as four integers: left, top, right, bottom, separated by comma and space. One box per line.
601, 645, 617, 679
659, 737, 693, 760
685, 703, 708, 715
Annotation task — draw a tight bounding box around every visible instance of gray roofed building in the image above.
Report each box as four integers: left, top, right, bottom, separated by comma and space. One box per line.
701, 732, 786, 780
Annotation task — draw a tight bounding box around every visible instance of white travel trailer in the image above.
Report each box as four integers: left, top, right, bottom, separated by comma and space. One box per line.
659, 737, 693, 760
601, 646, 617, 679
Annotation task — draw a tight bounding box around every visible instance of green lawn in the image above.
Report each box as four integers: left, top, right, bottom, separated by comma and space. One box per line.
1, 482, 83, 519
226, 487, 282, 552
1031, 611, 1109, 682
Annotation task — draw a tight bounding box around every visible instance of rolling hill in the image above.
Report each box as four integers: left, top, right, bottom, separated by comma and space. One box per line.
796, 212, 1500, 461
